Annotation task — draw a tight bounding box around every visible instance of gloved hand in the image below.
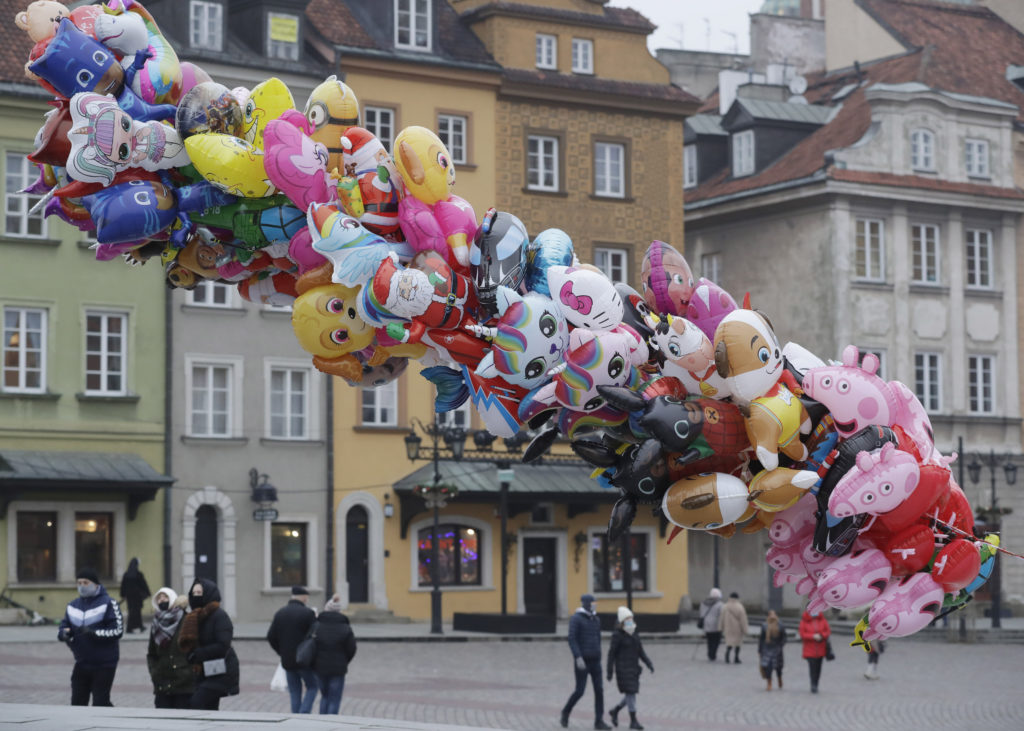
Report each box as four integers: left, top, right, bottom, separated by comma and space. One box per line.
647, 663, 655, 674
186, 652, 197, 664
575, 657, 586, 671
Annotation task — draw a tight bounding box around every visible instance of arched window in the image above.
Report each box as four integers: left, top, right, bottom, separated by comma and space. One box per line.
416, 523, 482, 587
910, 128, 935, 171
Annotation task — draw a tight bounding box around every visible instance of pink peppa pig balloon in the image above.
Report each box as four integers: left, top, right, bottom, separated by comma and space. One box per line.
863, 573, 944, 641
828, 442, 920, 518
809, 547, 892, 614
768, 492, 818, 548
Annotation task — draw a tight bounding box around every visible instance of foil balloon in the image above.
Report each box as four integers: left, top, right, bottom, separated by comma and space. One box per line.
175, 82, 243, 139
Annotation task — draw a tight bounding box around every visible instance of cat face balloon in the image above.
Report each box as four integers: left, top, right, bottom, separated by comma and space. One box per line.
547, 265, 623, 331
535, 326, 647, 412
475, 287, 568, 389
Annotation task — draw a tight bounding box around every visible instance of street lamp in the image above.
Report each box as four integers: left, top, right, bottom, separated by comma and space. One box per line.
966, 450, 1017, 629
404, 416, 466, 634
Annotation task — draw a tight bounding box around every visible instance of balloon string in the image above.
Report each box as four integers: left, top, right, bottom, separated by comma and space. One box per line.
928, 518, 1024, 561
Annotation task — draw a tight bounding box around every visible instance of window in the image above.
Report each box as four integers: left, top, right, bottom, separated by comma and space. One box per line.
84, 311, 126, 395
732, 130, 754, 177
3, 306, 46, 393
594, 247, 628, 284
910, 128, 935, 171
855, 218, 885, 281
187, 356, 243, 437
269, 366, 309, 439
16, 512, 57, 582
395, 0, 431, 51
536, 33, 556, 69
965, 139, 989, 178
858, 348, 886, 380
6, 152, 46, 238
188, 280, 234, 308
417, 523, 481, 586
571, 38, 593, 74
527, 135, 559, 192
267, 12, 299, 61
592, 532, 648, 592
189, 0, 223, 51
270, 522, 308, 587
684, 145, 698, 189
911, 224, 940, 284
965, 229, 992, 289
594, 141, 625, 198
361, 381, 397, 426
968, 355, 994, 414
437, 114, 467, 165
364, 106, 396, 153
701, 253, 721, 283
75, 513, 113, 581
437, 398, 471, 430
914, 352, 941, 413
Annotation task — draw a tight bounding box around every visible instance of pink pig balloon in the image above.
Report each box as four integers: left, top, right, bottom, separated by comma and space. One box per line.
829, 442, 921, 518
863, 573, 944, 641
768, 493, 818, 548
809, 547, 892, 614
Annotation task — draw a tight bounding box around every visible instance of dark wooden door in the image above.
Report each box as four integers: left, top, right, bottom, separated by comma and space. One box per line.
523, 537, 557, 615
194, 505, 218, 584
346, 506, 369, 603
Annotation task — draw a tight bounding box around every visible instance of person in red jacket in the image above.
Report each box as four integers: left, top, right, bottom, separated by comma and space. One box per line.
798, 609, 831, 694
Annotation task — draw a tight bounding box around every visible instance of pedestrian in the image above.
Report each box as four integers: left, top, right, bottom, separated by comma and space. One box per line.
312, 594, 357, 714
179, 578, 240, 710
698, 587, 724, 661
798, 607, 831, 694
864, 639, 885, 680
146, 587, 193, 708
560, 593, 612, 729
721, 592, 748, 664
119, 557, 151, 634
758, 610, 786, 691
56, 567, 124, 706
267, 585, 318, 713
606, 607, 654, 730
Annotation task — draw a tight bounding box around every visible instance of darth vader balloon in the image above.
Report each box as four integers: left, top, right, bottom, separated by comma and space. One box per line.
470, 207, 527, 319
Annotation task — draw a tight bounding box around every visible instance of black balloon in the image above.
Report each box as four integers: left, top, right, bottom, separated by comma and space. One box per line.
470, 208, 528, 319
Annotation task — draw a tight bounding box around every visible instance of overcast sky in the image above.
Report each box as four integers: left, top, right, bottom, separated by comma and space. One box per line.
609, 0, 766, 55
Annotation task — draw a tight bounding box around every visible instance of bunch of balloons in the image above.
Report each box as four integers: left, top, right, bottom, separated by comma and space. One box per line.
18, 0, 1004, 648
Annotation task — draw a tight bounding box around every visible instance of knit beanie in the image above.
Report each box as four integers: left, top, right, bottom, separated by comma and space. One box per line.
76, 567, 100, 584
324, 594, 344, 613
709, 587, 722, 600
617, 606, 633, 623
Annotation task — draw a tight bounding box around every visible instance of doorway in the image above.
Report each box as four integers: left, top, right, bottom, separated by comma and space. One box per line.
194, 504, 218, 584
523, 537, 557, 615
346, 506, 369, 603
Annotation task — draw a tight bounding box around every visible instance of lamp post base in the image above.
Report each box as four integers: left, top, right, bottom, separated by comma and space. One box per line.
431, 589, 443, 634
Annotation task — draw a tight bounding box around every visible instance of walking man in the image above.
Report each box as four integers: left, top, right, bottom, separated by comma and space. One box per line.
267, 586, 318, 713
561, 593, 612, 729
57, 567, 124, 706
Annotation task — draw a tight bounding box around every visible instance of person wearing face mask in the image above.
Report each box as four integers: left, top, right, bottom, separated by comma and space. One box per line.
560, 594, 611, 729
146, 587, 194, 708
57, 567, 124, 706
178, 578, 240, 709
606, 607, 654, 730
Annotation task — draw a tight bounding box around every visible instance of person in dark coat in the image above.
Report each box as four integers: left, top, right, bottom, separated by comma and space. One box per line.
57, 567, 124, 706
606, 607, 654, 730
757, 610, 787, 691
267, 585, 318, 713
179, 578, 239, 710
119, 557, 151, 634
146, 587, 194, 708
312, 594, 357, 714
560, 593, 611, 730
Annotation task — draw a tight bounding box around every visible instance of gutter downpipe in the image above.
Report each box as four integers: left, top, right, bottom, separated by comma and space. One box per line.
162, 287, 172, 587
325, 375, 335, 598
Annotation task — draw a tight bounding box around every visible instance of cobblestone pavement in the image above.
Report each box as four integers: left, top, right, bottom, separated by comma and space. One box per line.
1, 634, 1021, 731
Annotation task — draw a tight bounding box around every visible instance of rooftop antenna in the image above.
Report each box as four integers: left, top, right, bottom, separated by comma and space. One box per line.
854, 59, 864, 84
721, 30, 738, 54
704, 17, 711, 51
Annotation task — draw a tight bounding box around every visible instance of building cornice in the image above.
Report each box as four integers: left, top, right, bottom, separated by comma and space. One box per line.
460, 3, 653, 36
498, 79, 697, 119
339, 52, 502, 90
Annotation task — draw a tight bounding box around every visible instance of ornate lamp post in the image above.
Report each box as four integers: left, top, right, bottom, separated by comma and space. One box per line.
966, 450, 1017, 629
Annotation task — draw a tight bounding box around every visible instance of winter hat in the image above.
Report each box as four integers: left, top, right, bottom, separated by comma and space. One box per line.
341, 127, 385, 172
709, 587, 722, 600
617, 606, 633, 623
291, 585, 309, 597
324, 594, 343, 613
580, 594, 595, 611
729, 592, 739, 599
76, 567, 99, 584
152, 586, 178, 611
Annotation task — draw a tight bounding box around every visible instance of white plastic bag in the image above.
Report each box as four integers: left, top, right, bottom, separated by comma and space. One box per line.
270, 663, 288, 692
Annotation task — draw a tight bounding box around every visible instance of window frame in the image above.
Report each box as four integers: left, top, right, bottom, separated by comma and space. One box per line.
5, 151, 48, 239
593, 246, 629, 284
187, 281, 237, 308
411, 516, 491, 590
363, 105, 397, 154
437, 113, 468, 165
189, 0, 223, 52
593, 139, 627, 199
965, 228, 993, 290
2, 305, 47, 394
184, 353, 244, 438
394, 0, 431, 52
732, 130, 754, 177
588, 526, 654, 596
964, 138, 990, 179
83, 310, 128, 397
263, 514, 319, 591
264, 357, 320, 441
436, 398, 472, 431
911, 223, 941, 285
360, 380, 398, 427
910, 128, 936, 172
684, 144, 698, 189
914, 351, 942, 413
526, 133, 561, 193
536, 33, 557, 70
854, 217, 885, 282
701, 253, 721, 284
266, 11, 300, 61
967, 354, 995, 415
571, 37, 593, 74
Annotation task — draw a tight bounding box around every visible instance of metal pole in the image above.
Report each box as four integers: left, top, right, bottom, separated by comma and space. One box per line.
990, 449, 1001, 629
325, 376, 334, 599
957, 436, 966, 640
624, 528, 633, 610
500, 479, 509, 616
712, 535, 720, 589
430, 430, 442, 634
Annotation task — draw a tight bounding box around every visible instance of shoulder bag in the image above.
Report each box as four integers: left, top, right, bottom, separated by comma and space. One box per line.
295, 621, 319, 668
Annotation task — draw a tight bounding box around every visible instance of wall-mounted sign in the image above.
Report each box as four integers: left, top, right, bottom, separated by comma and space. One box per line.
269, 13, 298, 43
253, 508, 279, 521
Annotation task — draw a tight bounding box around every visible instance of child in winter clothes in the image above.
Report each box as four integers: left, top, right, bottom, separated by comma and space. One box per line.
57, 567, 124, 706
606, 607, 654, 730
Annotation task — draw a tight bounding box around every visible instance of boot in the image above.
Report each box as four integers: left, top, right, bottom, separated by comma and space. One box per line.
610, 702, 624, 727
778, 674, 783, 689
725, 646, 732, 663
628, 712, 644, 730
766, 676, 772, 691
560, 711, 569, 728
864, 663, 873, 680
734, 647, 741, 664
595, 720, 612, 730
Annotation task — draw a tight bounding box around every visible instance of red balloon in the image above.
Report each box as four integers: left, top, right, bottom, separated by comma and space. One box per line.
878, 522, 934, 576
876, 463, 951, 532
931, 538, 981, 593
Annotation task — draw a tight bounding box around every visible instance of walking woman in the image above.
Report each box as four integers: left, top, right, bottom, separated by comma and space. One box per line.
120, 557, 151, 634
798, 608, 831, 694
179, 578, 239, 709
606, 607, 654, 730
698, 588, 724, 661
146, 587, 193, 708
758, 610, 786, 691
312, 594, 357, 714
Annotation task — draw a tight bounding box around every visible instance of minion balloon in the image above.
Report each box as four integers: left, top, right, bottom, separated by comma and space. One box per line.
304, 75, 360, 174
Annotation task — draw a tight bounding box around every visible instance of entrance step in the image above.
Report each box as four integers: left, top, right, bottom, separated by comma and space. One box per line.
346, 604, 414, 624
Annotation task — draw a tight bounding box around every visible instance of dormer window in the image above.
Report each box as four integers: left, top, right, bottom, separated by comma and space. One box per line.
910, 128, 935, 172
267, 13, 299, 61
190, 0, 222, 52
684, 145, 697, 188
732, 130, 754, 177
395, 0, 431, 51
536, 33, 556, 70
965, 139, 990, 178
571, 38, 593, 74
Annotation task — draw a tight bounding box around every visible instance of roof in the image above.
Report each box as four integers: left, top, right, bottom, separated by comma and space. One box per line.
0, 0, 68, 86
726, 98, 834, 126
459, 2, 656, 34
502, 67, 700, 106
686, 114, 727, 137
0, 450, 173, 486
393, 460, 609, 497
